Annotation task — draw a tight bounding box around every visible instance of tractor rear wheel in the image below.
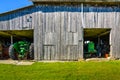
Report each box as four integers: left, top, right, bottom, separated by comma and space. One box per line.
29, 43, 34, 59
9, 45, 17, 60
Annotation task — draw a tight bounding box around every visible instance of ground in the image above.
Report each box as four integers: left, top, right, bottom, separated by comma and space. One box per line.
0, 60, 120, 80
0, 60, 34, 65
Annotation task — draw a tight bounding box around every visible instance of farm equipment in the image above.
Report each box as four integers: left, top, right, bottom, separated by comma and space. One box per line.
9, 41, 34, 60
88, 42, 97, 53
84, 41, 97, 58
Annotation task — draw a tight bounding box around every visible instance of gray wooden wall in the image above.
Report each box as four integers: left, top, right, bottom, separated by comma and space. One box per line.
0, 4, 120, 60
33, 5, 83, 60
0, 6, 34, 30
33, 4, 120, 60
83, 5, 120, 59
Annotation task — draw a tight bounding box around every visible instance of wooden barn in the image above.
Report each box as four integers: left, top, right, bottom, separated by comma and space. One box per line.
0, 0, 120, 60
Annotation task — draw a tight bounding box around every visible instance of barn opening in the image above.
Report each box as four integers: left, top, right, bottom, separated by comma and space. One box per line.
0, 30, 34, 60
84, 28, 111, 59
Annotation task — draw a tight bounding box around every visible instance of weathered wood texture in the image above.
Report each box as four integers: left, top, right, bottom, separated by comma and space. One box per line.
0, 6, 34, 30
83, 5, 120, 58
33, 5, 83, 60
1, 4, 120, 60
33, 4, 120, 60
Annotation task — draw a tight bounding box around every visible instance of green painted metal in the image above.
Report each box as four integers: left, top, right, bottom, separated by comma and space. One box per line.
88, 41, 97, 53
13, 41, 30, 58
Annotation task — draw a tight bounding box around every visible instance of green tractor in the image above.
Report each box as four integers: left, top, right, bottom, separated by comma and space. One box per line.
84, 41, 97, 58
9, 41, 34, 60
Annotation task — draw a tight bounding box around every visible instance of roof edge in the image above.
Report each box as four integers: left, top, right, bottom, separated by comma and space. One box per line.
31, 0, 120, 3
0, 5, 34, 17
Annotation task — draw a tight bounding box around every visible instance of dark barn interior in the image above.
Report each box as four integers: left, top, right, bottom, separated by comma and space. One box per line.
0, 30, 33, 59
84, 28, 110, 59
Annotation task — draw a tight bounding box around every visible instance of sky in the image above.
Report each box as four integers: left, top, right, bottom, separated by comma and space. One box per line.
0, 0, 33, 13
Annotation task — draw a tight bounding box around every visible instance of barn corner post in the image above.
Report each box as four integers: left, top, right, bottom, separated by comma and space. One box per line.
109, 29, 113, 59
78, 3, 84, 60
33, 11, 39, 61
34, 29, 38, 61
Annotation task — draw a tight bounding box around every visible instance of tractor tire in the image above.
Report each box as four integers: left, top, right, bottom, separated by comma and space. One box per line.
9, 45, 16, 60
29, 43, 34, 59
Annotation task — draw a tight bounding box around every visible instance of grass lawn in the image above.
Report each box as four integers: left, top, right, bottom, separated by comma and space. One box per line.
0, 61, 120, 80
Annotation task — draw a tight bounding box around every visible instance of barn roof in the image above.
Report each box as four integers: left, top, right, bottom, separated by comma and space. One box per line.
0, 5, 34, 17
0, 0, 120, 16
31, 0, 120, 3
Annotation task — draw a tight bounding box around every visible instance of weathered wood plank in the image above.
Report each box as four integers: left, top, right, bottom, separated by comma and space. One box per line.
33, 11, 38, 60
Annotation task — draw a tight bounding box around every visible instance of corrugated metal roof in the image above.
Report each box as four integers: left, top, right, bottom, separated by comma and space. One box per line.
31, 0, 120, 3
0, 0, 120, 16
0, 5, 34, 16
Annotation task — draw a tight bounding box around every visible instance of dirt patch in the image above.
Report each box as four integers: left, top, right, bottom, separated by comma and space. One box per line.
0, 60, 34, 65
85, 58, 110, 61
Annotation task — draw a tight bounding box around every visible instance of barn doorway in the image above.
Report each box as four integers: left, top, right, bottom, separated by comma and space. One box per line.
84, 28, 111, 59
0, 30, 34, 60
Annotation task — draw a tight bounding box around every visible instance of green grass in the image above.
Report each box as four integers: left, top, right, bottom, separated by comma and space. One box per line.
0, 61, 120, 80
